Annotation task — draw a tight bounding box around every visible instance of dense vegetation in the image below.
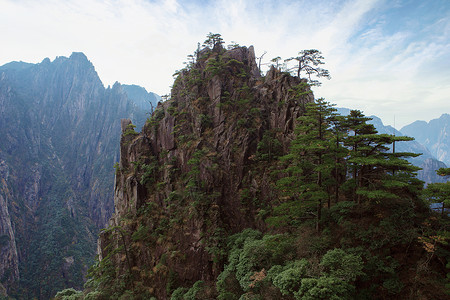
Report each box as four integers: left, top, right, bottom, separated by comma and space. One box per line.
54, 34, 449, 300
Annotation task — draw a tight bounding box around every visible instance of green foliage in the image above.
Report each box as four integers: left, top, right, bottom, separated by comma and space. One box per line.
170, 281, 207, 300
218, 226, 366, 299
256, 130, 282, 163
199, 113, 212, 130
216, 268, 242, 300
323, 201, 355, 225
203, 32, 224, 49
123, 123, 138, 136
217, 229, 297, 298
83, 291, 102, 300
320, 248, 364, 281
206, 56, 226, 77
54, 288, 84, 300
227, 41, 241, 50
422, 170, 450, 213
13, 165, 97, 299
171, 287, 189, 300
288, 82, 311, 99
271, 260, 309, 295
183, 281, 204, 300
274, 98, 342, 231
147, 108, 165, 129
113, 162, 120, 175
131, 224, 148, 242
382, 276, 403, 294
139, 157, 158, 186
295, 276, 354, 300
437, 167, 450, 176
342, 110, 421, 204
285, 49, 331, 86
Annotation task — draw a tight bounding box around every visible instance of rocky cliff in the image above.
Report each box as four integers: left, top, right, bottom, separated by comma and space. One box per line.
96, 45, 313, 299
0, 53, 156, 298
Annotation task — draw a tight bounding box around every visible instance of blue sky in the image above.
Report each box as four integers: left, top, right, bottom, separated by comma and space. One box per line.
1, 0, 449, 128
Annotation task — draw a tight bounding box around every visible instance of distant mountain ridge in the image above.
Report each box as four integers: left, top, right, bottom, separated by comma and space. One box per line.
122, 84, 160, 112
0, 61, 34, 71
401, 113, 450, 166
0, 53, 158, 298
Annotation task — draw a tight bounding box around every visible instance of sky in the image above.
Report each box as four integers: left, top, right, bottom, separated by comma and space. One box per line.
1, 0, 449, 128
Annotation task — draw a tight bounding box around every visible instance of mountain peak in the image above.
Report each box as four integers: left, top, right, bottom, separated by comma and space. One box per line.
69, 52, 89, 62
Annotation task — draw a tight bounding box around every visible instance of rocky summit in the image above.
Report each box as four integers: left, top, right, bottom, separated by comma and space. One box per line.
96, 44, 313, 299
87, 41, 449, 300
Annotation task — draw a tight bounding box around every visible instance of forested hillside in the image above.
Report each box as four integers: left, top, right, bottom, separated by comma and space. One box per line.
0, 53, 157, 298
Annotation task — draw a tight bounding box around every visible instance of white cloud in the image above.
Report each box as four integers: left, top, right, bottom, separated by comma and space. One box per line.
0, 0, 449, 127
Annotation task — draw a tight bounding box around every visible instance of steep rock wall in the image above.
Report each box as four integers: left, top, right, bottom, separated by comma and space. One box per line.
99, 46, 313, 299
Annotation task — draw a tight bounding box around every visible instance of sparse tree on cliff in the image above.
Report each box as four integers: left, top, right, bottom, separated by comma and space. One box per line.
285, 49, 331, 86
271, 56, 282, 69
203, 32, 224, 49
256, 51, 267, 73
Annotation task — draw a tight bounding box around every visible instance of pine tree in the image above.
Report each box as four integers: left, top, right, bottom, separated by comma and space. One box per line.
342, 110, 421, 204
328, 113, 349, 205
275, 98, 337, 231
423, 168, 450, 214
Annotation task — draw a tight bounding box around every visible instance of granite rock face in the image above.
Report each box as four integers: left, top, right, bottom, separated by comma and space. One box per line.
0, 53, 155, 297
99, 45, 313, 299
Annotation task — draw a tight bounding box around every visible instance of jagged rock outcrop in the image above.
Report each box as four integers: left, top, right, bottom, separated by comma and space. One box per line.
0, 54, 157, 298
99, 45, 313, 299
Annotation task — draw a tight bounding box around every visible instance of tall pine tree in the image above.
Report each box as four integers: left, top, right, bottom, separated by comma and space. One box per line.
342, 110, 421, 204
275, 98, 338, 231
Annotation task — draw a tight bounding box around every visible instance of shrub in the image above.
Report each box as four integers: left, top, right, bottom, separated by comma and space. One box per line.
54, 288, 83, 300
295, 276, 354, 300
183, 281, 204, 300
320, 248, 364, 282
272, 260, 309, 295
170, 287, 188, 300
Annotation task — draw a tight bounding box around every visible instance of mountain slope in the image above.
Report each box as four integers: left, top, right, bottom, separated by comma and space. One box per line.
122, 84, 160, 112
401, 114, 450, 166
0, 53, 154, 298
